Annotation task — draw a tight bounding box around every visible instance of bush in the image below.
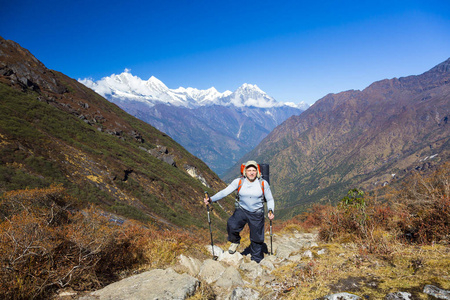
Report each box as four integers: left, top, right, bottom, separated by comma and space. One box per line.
313, 163, 450, 248
392, 163, 450, 244
0, 185, 198, 299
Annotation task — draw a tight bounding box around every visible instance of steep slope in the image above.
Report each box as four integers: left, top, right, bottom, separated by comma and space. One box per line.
225, 58, 450, 218
0, 36, 233, 233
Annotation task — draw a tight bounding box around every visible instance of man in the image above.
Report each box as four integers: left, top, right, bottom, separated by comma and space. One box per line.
204, 160, 275, 263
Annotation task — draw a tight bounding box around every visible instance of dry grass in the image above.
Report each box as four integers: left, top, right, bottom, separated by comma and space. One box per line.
271, 163, 450, 299
0, 185, 204, 299
279, 241, 450, 299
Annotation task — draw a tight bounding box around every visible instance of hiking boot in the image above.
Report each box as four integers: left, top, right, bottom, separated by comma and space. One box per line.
228, 243, 239, 254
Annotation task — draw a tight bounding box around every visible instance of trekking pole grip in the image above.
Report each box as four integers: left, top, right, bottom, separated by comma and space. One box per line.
205, 191, 210, 206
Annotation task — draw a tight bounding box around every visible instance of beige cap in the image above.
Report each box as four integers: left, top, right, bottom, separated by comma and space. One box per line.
244, 160, 261, 178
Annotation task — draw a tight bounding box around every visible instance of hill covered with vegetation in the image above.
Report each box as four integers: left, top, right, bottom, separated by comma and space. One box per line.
0, 36, 235, 235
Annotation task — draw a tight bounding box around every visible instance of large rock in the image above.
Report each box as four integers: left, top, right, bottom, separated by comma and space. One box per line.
80, 268, 198, 300
198, 259, 226, 284
219, 251, 244, 267
239, 261, 264, 280
214, 266, 244, 288
205, 244, 224, 258
178, 254, 202, 276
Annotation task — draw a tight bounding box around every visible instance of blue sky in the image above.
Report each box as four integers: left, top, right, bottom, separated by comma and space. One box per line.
1, 0, 449, 105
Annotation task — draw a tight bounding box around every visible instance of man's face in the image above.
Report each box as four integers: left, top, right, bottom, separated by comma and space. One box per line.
246, 166, 257, 181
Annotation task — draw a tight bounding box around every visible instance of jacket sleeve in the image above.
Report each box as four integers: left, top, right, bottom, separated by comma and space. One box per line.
264, 180, 275, 212
210, 178, 240, 202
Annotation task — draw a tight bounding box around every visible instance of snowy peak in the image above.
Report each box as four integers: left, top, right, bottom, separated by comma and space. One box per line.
236, 83, 266, 95
146, 76, 169, 93
225, 83, 277, 108
172, 86, 231, 105
79, 70, 304, 109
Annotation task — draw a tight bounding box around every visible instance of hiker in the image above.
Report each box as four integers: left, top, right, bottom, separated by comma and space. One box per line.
204, 160, 275, 263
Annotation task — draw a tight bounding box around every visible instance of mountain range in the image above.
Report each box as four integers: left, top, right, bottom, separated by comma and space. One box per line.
80, 71, 308, 109
80, 72, 307, 176
2, 35, 449, 224
224, 58, 450, 218
0, 36, 232, 234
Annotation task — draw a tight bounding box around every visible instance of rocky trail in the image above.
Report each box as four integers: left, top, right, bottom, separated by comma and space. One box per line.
60, 232, 449, 300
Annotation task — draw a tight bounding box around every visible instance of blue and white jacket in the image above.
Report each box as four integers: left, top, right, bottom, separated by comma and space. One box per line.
210, 177, 275, 213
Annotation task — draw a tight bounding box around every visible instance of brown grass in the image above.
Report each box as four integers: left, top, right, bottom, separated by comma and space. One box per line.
0, 185, 203, 299
272, 162, 450, 299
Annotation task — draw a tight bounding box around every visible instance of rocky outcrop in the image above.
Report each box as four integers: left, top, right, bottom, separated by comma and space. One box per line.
147, 145, 177, 167
184, 164, 210, 187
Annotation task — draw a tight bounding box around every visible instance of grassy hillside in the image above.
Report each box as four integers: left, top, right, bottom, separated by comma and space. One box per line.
0, 36, 235, 236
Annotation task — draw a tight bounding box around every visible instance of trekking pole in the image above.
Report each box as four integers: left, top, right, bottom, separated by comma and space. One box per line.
205, 192, 218, 260
270, 219, 273, 255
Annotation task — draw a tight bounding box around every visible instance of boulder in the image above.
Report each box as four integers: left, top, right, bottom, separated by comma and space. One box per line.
198, 259, 226, 284
219, 250, 244, 267
239, 261, 264, 280
214, 266, 244, 288
205, 244, 224, 258
79, 268, 198, 300
178, 254, 202, 276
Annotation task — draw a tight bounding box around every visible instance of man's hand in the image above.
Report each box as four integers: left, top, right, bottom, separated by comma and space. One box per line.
268, 210, 274, 220
204, 196, 211, 205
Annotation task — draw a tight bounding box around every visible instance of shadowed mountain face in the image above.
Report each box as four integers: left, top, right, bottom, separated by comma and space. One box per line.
113, 100, 303, 176
224, 58, 450, 218
0, 36, 233, 233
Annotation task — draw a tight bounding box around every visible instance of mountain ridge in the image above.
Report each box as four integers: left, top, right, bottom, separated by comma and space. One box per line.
79, 70, 309, 110
224, 58, 450, 217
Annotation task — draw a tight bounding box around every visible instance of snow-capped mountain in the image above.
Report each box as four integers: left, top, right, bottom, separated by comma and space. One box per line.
79, 70, 309, 110
79, 70, 308, 176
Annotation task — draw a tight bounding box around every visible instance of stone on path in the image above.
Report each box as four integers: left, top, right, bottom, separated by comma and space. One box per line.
178, 254, 202, 276
303, 249, 314, 258
205, 244, 224, 258
259, 258, 275, 271
226, 287, 260, 300
214, 266, 244, 288
198, 259, 226, 284
385, 291, 412, 300
423, 285, 450, 299
239, 261, 264, 280
219, 251, 244, 267
318, 292, 362, 300
80, 268, 198, 300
